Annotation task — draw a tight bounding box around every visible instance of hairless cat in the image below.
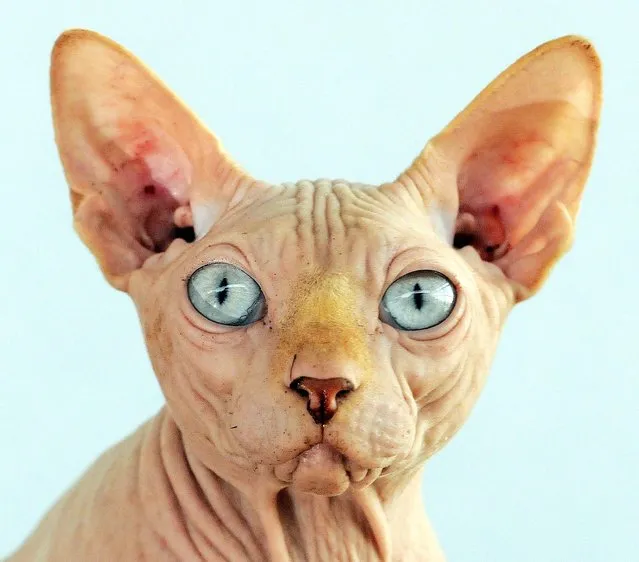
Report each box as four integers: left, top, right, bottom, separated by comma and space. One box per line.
8, 30, 601, 561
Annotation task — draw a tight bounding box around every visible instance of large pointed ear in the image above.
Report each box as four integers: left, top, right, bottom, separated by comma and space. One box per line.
398, 36, 602, 299
51, 29, 259, 291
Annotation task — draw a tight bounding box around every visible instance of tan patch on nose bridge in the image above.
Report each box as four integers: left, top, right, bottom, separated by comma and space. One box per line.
273, 270, 372, 377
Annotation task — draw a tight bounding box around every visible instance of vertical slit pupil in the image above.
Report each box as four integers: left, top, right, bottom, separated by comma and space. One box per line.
217, 277, 229, 305
413, 283, 423, 310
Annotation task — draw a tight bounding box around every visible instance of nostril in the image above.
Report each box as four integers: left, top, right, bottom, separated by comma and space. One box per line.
289, 377, 355, 425
336, 387, 352, 399
290, 378, 309, 398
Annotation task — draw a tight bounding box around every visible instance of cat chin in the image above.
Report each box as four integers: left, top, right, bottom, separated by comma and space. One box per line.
272, 443, 383, 496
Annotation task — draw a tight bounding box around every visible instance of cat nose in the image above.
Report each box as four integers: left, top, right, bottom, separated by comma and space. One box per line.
290, 376, 354, 425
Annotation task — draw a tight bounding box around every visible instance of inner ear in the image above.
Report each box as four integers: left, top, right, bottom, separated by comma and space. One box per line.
173, 224, 196, 243
72, 118, 199, 256
453, 207, 509, 261
108, 162, 197, 253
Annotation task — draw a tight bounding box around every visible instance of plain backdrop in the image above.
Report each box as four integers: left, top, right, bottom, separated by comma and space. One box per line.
1, 1, 637, 560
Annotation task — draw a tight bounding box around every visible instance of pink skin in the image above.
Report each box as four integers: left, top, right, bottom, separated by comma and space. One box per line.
9, 30, 601, 561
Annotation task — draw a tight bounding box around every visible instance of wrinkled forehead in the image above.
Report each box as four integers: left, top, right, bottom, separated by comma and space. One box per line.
199, 179, 453, 279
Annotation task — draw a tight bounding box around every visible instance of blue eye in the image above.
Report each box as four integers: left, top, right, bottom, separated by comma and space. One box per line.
187, 263, 266, 326
380, 271, 456, 331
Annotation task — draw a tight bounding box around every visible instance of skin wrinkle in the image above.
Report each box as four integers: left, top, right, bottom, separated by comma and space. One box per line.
159, 415, 209, 553
196, 400, 240, 470
138, 439, 178, 561
11, 30, 600, 562
187, 525, 222, 561
161, 413, 256, 561
290, 494, 382, 562
353, 488, 392, 560
188, 461, 265, 560
398, 164, 438, 209
419, 359, 466, 412
425, 366, 476, 449
324, 189, 337, 257
172, 375, 235, 463
435, 348, 483, 412
275, 492, 304, 556
140, 415, 201, 561
293, 182, 312, 260
312, 182, 328, 257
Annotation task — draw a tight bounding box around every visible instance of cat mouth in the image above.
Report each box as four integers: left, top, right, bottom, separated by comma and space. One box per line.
273, 443, 382, 496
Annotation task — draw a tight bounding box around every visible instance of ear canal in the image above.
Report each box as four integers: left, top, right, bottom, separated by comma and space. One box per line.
50, 29, 260, 290
397, 36, 602, 299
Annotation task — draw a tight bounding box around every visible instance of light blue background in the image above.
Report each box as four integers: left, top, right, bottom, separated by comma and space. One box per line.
1, 1, 637, 560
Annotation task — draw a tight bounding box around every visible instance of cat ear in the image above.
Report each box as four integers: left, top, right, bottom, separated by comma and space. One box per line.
398, 36, 602, 298
51, 29, 260, 290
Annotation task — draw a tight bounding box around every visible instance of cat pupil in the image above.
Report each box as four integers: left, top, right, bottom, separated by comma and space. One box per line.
413, 283, 423, 310
217, 277, 229, 305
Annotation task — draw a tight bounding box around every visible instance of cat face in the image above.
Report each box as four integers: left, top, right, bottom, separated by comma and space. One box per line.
50, 30, 601, 495
129, 179, 511, 494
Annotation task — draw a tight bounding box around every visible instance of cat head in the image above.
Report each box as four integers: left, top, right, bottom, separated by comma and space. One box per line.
50, 30, 601, 496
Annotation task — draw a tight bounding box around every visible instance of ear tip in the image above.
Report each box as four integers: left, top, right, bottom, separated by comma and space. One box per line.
52, 28, 103, 56
51, 28, 128, 71
51, 29, 103, 83
554, 34, 597, 51
541, 34, 602, 75
50, 28, 139, 102
551, 34, 603, 117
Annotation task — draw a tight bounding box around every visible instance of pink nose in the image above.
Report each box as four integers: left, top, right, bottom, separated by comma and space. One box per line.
290, 376, 354, 425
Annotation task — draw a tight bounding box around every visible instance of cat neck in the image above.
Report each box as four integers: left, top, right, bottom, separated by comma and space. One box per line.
138, 408, 445, 562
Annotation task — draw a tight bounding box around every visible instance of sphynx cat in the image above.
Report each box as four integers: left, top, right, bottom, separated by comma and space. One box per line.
8, 30, 601, 561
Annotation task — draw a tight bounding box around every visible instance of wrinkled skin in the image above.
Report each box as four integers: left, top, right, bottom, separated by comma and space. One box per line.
9, 30, 601, 561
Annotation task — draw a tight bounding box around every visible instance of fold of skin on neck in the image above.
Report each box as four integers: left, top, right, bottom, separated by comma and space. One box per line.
137, 408, 445, 562
9, 406, 445, 562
